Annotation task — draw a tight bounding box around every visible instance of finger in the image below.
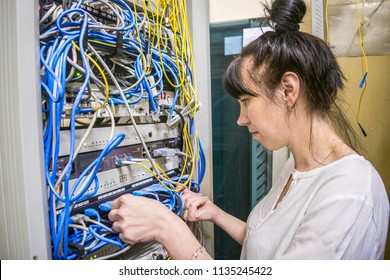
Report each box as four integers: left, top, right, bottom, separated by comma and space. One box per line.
182, 187, 197, 196
182, 187, 191, 194
181, 191, 202, 205
110, 196, 122, 210
108, 208, 119, 222
111, 220, 121, 233
118, 232, 133, 245
111, 193, 133, 210
187, 196, 208, 213
185, 194, 207, 209
186, 197, 208, 221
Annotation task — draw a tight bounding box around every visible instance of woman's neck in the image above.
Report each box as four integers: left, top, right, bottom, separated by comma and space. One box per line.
288, 115, 353, 172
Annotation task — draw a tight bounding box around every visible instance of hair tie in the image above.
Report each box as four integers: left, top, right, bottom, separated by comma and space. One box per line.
274, 22, 300, 33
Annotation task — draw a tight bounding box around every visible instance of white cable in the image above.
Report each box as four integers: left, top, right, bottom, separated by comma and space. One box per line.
72, 215, 88, 245
40, 4, 58, 24
52, 5, 63, 21
68, 223, 88, 246
121, 159, 149, 164
87, 42, 166, 182
66, 46, 77, 82
54, 111, 98, 189
66, 56, 105, 90
106, 103, 115, 141
82, 216, 116, 234
90, 92, 115, 140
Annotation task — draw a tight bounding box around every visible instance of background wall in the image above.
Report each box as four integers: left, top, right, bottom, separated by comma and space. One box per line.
210, 0, 267, 23
338, 56, 390, 259
338, 56, 390, 197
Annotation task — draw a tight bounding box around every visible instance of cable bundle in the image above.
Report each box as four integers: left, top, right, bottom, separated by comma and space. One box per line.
39, 0, 205, 260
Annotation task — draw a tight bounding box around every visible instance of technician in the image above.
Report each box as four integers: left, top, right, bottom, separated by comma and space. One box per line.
108, 0, 389, 259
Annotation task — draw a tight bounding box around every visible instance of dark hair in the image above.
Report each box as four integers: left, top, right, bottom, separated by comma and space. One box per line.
224, 0, 360, 153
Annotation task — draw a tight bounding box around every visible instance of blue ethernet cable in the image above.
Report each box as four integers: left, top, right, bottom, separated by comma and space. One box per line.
41, 1, 199, 259
88, 225, 124, 250
198, 138, 206, 185
134, 54, 164, 115
59, 14, 90, 259
40, 44, 64, 103
112, 0, 135, 30
174, 191, 184, 215
70, 133, 125, 202
158, 55, 181, 117
54, 133, 125, 258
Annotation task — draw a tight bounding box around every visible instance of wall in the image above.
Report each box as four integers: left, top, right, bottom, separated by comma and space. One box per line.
210, 0, 267, 23
327, 0, 390, 261
338, 56, 390, 259
338, 56, 390, 196
210, 0, 312, 30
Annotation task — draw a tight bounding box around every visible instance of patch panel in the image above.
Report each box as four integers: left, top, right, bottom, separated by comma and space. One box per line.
59, 123, 180, 156
56, 156, 180, 212
55, 137, 181, 180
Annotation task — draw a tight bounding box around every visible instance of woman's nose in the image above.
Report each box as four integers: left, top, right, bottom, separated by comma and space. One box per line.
236, 109, 249, 126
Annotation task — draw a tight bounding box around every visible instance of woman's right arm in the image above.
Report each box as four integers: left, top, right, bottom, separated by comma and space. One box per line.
181, 188, 247, 245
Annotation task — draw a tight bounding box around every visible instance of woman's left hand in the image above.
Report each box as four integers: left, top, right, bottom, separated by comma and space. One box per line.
108, 194, 173, 244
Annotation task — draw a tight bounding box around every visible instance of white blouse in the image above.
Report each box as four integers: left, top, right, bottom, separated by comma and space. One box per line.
241, 154, 389, 259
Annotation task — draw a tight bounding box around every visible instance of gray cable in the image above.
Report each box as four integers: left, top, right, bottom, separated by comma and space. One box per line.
87, 42, 170, 183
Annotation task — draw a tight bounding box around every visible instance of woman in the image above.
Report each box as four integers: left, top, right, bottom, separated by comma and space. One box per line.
108, 0, 389, 259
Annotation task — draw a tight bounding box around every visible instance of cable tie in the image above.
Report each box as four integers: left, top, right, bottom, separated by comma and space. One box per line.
115, 32, 124, 56
68, 242, 84, 259
145, 40, 151, 62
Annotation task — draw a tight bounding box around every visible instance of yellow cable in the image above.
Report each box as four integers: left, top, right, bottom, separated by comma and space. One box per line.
141, 0, 154, 72
128, 159, 187, 192
355, 0, 369, 124
356, 0, 369, 73
71, 41, 109, 111
356, 82, 367, 123
126, 1, 197, 187
131, 161, 177, 191
178, 0, 197, 115
179, 124, 195, 185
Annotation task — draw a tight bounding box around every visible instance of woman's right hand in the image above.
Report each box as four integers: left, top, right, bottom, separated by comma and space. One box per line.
181, 188, 220, 223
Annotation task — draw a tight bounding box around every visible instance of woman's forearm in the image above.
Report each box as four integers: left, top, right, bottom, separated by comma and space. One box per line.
158, 213, 213, 260
212, 206, 247, 245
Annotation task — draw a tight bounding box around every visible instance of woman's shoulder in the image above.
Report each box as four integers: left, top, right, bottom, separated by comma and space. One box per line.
311, 154, 387, 207
295, 154, 379, 182
327, 154, 381, 183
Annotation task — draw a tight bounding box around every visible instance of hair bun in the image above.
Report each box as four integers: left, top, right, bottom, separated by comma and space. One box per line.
265, 0, 306, 33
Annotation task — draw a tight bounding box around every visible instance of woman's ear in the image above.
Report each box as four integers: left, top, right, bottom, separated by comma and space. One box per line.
281, 72, 300, 109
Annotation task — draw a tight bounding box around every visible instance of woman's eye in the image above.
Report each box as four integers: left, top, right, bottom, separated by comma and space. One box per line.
238, 97, 250, 107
